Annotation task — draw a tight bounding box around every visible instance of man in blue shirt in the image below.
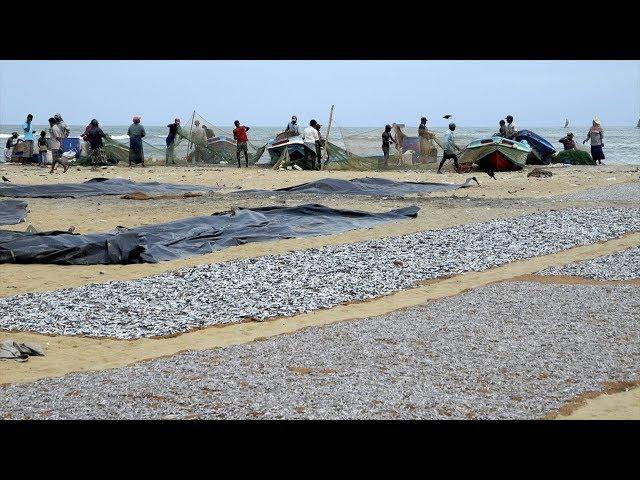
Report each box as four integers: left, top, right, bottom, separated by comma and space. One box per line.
437, 122, 461, 174
285, 115, 300, 135
22, 114, 36, 160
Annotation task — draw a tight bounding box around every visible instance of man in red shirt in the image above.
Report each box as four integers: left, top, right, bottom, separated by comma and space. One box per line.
233, 120, 251, 168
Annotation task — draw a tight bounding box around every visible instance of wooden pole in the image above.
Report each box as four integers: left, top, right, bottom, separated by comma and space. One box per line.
185, 110, 195, 162
322, 105, 334, 169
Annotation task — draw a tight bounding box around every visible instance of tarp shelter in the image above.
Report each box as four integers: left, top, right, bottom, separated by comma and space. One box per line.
0, 200, 27, 225
0, 204, 419, 265
0, 178, 215, 198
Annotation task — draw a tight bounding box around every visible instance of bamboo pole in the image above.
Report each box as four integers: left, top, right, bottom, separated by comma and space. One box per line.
322, 105, 334, 169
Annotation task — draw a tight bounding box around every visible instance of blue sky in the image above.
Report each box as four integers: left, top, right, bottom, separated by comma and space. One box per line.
1, 60, 638, 126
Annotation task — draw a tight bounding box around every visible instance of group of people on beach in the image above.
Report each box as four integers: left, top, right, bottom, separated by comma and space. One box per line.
164, 117, 253, 169
4, 113, 72, 172
380, 115, 521, 174
283, 115, 325, 170
558, 118, 605, 164
5, 112, 607, 170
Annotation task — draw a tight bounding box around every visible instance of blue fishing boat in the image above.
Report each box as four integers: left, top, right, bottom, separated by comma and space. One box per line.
514, 129, 556, 164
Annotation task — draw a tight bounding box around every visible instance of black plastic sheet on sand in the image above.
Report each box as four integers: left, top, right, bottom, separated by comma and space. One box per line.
238, 177, 478, 196
0, 178, 214, 198
0, 204, 419, 265
0, 200, 27, 225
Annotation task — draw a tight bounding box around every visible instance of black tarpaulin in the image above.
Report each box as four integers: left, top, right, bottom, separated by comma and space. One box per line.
0, 178, 215, 198
0, 200, 27, 225
239, 177, 479, 196
0, 204, 419, 265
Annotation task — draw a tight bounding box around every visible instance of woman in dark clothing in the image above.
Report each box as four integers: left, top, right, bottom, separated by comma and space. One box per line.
166, 118, 181, 165
127, 116, 146, 166
381, 124, 396, 168
85, 119, 107, 167
559, 132, 576, 150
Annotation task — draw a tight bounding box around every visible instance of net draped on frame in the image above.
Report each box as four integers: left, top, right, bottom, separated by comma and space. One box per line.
82, 110, 449, 170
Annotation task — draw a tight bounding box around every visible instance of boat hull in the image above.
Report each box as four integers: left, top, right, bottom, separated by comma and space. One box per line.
478, 150, 524, 171
459, 137, 530, 171
267, 143, 309, 163
265, 134, 316, 167
515, 130, 556, 161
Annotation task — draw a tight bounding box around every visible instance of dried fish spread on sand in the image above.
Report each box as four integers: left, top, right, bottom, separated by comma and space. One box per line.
556, 182, 640, 202
539, 246, 640, 280
0, 207, 639, 339
1, 282, 638, 419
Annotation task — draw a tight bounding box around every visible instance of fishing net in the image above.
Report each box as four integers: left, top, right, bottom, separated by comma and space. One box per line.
551, 149, 595, 165
72, 110, 451, 171
74, 111, 274, 167
322, 120, 445, 171
177, 111, 271, 166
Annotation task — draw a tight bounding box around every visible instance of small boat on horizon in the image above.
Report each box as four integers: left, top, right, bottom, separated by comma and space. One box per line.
564, 119, 569, 128
459, 136, 531, 171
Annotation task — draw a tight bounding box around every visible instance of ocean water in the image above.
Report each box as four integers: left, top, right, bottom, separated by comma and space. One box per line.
2, 124, 639, 165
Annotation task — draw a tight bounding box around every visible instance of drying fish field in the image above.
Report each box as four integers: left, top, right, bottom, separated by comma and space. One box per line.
1, 162, 639, 420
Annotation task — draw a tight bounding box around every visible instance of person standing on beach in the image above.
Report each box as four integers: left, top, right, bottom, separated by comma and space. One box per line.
37, 131, 48, 167
381, 124, 395, 168
85, 119, 107, 168
190, 119, 206, 162
505, 115, 517, 139
203, 125, 215, 140
48, 117, 67, 173
559, 132, 576, 150
166, 118, 180, 165
583, 118, 605, 164
233, 120, 250, 168
418, 117, 435, 163
285, 116, 300, 135
4, 132, 21, 162
438, 123, 461, 174
22, 114, 36, 161
303, 120, 321, 170
127, 116, 146, 167
313, 121, 324, 170
54, 113, 70, 139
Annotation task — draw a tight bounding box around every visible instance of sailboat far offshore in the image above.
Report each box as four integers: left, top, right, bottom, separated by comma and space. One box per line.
564, 118, 569, 128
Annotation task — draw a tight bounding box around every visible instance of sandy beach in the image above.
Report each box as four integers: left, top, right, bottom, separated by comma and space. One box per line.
1, 161, 639, 420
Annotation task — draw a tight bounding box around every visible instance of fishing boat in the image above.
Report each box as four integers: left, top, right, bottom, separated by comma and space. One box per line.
205, 135, 237, 163
264, 131, 316, 165
459, 136, 531, 171
514, 129, 556, 164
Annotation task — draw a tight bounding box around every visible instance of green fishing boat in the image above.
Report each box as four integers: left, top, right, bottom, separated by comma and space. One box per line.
459, 136, 531, 171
